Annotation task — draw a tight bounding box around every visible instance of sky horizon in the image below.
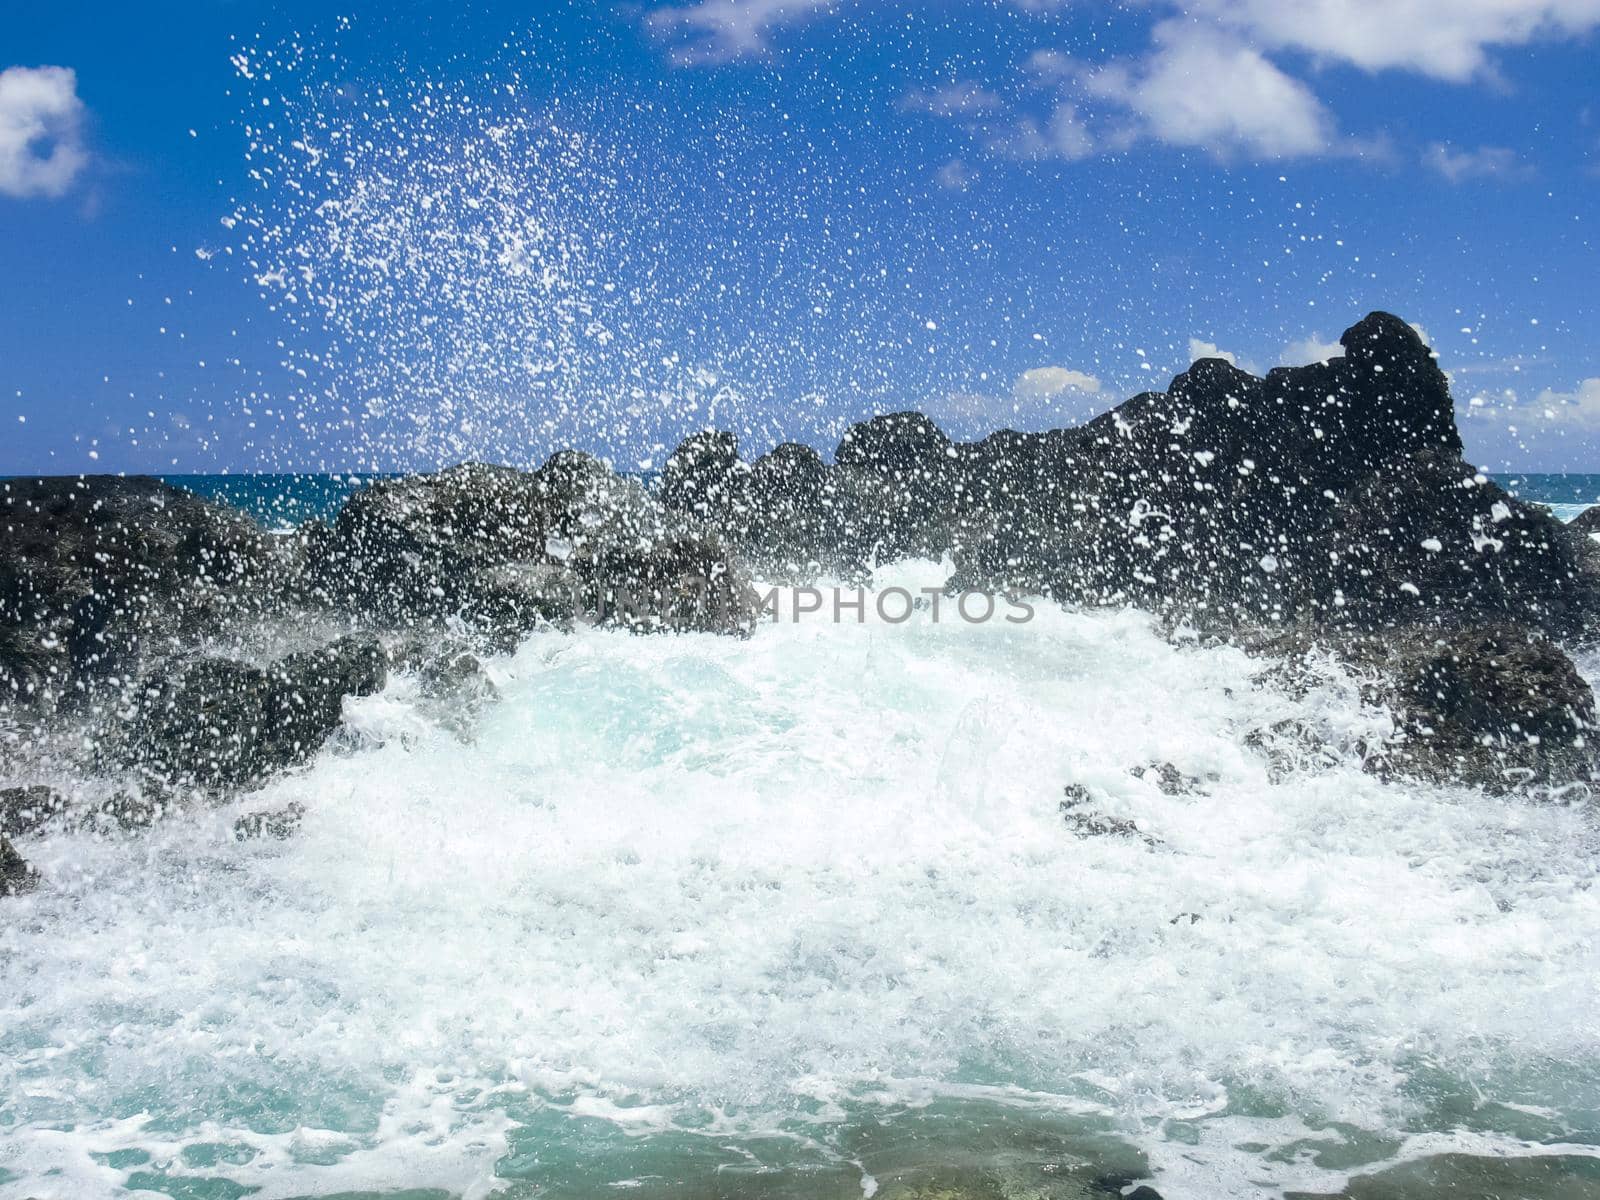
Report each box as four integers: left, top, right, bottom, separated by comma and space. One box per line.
2, 0, 1598, 475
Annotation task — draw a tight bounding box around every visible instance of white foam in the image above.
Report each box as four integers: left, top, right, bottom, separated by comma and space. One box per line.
3, 592, 1598, 1197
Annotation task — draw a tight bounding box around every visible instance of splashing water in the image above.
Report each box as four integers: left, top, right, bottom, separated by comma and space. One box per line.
225, 31, 638, 470
4, 566, 1599, 1198
218, 24, 934, 474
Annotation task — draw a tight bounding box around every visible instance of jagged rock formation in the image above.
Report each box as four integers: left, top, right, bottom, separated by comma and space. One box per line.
656, 312, 1600, 789
662, 313, 1600, 639
0, 784, 71, 838
113, 634, 388, 790
0, 834, 37, 896
1244, 622, 1597, 792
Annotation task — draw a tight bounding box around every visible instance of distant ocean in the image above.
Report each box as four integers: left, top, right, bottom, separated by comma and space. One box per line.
157, 470, 1600, 528
160, 472, 397, 528
1494, 473, 1600, 522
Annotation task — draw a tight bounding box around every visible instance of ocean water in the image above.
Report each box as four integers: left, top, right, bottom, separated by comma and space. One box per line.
150, 471, 1600, 531
1496, 474, 1600, 524
3, 558, 1599, 1199
159, 474, 398, 530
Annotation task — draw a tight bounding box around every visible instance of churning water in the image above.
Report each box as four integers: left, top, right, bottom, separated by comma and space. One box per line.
4, 562, 1599, 1199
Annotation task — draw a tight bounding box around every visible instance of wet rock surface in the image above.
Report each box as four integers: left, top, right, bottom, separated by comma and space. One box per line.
664, 313, 1598, 641
657, 312, 1600, 791
0, 784, 72, 838
0, 834, 39, 895
1, 475, 276, 710
1241, 620, 1598, 792
1361, 624, 1597, 792
234, 801, 307, 841
115, 634, 388, 791
306, 454, 757, 637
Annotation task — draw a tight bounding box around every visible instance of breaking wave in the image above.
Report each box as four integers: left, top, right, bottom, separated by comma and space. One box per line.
4, 563, 1598, 1198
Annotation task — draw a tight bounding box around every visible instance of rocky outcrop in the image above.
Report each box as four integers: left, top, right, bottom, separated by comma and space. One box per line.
659, 430, 746, 528
1244, 621, 1598, 792
0, 785, 71, 838
654, 312, 1600, 791
1566, 504, 1600, 539
2, 309, 1596, 815
0, 475, 274, 710
661, 314, 1598, 640
1, 835, 38, 895
1367, 624, 1597, 791
234, 801, 306, 841
115, 635, 387, 791
305, 454, 758, 638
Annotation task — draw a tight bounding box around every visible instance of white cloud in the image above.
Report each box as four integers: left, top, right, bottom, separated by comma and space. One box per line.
1020, 22, 1337, 162
1282, 333, 1345, 364
901, 81, 1004, 117
1015, 366, 1102, 396
1188, 337, 1239, 366
984, 104, 1100, 162
1537, 379, 1600, 428
930, 369, 1107, 437
1422, 141, 1532, 181
1192, 0, 1600, 83
1466, 379, 1600, 431
1083, 22, 1337, 159
0, 65, 87, 198
646, 0, 837, 64
935, 158, 978, 190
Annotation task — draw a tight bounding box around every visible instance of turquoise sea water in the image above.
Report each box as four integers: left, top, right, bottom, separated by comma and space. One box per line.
149, 470, 1600, 528
159, 473, 398, 528
1496, 473, 1600, 523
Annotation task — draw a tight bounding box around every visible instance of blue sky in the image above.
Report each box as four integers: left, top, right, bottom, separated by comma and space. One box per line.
2, 0, 1597, 474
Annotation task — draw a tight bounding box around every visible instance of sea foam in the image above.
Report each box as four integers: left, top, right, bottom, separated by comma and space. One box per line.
3, 564, 1598, 1198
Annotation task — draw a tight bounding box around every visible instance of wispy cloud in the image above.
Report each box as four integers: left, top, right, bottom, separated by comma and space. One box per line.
645, 0, 837, 65
1282, 333, 1344, 365
1467, 378, 1600, 431
987, 21, 1341, 163
934, 158, 978, 190
1422, 142, 1533, 182
900, 81, 1005, 118
1188, 338, 1239, 367
0, 65, 88, 199
1189, 0, 1600, 83
640, 0, 1599, 177
1015, 365, 1102, 397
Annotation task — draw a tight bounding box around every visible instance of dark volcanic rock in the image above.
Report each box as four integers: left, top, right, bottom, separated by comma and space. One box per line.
1129, 762, 1205, 796
660, 430, 747, 528
1568, 505, 1600, 538
120, 634, 387, 790
0, 785, 72, 838
235, 802, 306, 841
1371, 624, 1597, 791
831, 412, 964, 564
1060, 785, 1161, 846
1, 835, 39, 896
309, 455, 757, 636
1322, 452, 1591, 634
0, 476, 273, 709
709, 312, 1599, 641
742, 442, 847, 576
1246, 622, 1599, 791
